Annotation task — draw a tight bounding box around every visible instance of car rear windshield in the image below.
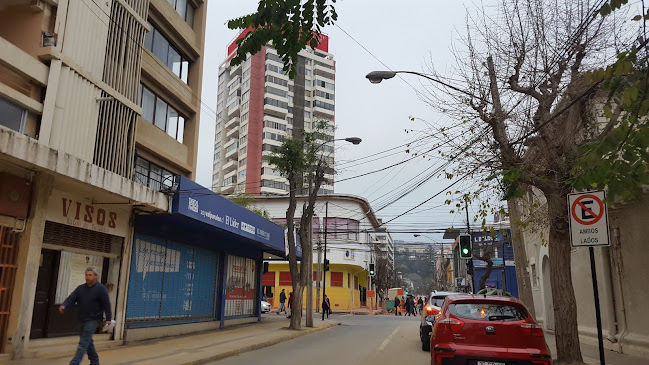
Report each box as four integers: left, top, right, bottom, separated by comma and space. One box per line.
431, 296, 447, 307
449, 302, 528, 321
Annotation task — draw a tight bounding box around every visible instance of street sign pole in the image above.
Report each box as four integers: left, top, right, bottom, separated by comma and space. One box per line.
589, 246, 606, 365
568, 190, 609, 365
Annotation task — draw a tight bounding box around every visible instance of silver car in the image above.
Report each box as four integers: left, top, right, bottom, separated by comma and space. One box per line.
261, 301, 271, 313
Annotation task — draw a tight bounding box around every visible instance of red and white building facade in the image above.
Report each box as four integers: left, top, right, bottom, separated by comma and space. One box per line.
213, 31, 336, 195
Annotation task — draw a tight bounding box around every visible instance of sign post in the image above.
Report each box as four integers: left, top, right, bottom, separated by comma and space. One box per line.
568, 191, 609, 365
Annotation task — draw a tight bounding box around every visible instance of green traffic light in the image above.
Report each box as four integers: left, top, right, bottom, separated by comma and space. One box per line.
462, 248, 469, 254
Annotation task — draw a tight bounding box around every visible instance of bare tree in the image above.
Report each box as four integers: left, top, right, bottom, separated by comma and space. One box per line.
420, 1, 631, 362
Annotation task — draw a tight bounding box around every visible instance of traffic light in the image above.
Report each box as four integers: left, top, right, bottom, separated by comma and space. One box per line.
369, 263, 375, 276
263, 262, 269, 273
459, 234, 472, 259
466, 259, 474, 275
324, 259, 330, 272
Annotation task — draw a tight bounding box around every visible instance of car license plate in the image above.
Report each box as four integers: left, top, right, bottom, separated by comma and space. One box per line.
477, 362, 505, 365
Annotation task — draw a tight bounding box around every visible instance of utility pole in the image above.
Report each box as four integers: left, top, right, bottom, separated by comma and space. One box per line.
321, 201, 328, 321
316, 228, 321, 313
465, 199, 474, 293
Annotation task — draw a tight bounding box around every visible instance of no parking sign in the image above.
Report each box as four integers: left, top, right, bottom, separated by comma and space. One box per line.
567, 191, 610, 247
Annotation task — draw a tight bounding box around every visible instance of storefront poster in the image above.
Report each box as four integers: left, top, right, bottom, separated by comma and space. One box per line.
224, 255, 257, 317
126, 237, 216, 324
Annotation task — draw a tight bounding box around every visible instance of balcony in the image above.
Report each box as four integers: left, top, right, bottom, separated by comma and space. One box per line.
221, 159, 237, 173
263, 103, 286, 117
224, 142, 239, 159
226, 126, 239, 139
227, 98, 240, 117
224, 116, 239, 130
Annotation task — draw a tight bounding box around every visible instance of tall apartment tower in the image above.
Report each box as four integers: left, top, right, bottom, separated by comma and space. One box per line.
213, 32, 336, 195
0, 0, 206, 356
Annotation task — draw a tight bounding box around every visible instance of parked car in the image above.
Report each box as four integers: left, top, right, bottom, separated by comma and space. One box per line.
420, 291, 457, 351
261, 301, 271, 313
430, 294, 552, 365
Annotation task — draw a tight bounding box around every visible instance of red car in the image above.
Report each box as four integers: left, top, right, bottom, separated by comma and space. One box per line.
430, 294, 552, 365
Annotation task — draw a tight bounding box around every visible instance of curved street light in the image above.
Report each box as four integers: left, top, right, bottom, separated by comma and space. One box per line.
366, 70, 485, 102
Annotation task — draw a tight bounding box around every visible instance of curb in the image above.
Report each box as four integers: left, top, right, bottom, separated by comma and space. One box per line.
183, 322, 341, 365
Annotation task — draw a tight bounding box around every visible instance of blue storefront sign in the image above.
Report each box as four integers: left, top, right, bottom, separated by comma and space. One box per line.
173, 177, 284, 253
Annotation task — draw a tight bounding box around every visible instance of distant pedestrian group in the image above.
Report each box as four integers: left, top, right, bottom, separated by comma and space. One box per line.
394, 294, 423, 316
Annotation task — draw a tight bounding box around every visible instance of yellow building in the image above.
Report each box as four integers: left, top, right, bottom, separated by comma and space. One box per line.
263, 263, 369, 311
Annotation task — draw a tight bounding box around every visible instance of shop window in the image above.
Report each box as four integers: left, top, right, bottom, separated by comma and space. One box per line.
126, 237, 217, 324
0, 97, 26, 133
144, 23, 190, 83
224, 255, 258, 317
279, 271, 292, 286
330, 272, 343, 287
139, 84, 186, 143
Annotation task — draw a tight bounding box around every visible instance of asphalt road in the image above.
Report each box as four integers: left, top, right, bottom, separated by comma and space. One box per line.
209, 314, 430, 365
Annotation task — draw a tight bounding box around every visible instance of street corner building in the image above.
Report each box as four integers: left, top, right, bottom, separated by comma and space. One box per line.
253, 195, 394, 312
125, 176, 286, 342
0, 0, 218, 359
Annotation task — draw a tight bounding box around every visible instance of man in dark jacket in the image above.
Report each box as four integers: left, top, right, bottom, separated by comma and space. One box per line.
277, 289, 287, 314
59, 267, 111, 365
394, 296, 401, 316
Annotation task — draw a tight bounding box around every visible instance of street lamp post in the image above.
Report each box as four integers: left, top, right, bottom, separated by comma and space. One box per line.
365, 71, 483, 101
313, 137, 361, 321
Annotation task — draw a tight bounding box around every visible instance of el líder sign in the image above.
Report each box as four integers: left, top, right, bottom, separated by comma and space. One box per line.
172, 176, 285, 251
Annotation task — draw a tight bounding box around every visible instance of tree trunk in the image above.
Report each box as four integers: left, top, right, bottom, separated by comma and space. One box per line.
507, 198, 536, 318
289, 281, 304, 329
544, 187, 583, 364
477, 256, 494, 291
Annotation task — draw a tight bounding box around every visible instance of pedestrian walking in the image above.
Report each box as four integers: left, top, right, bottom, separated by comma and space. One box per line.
394, 296, 402, 316
286, 292, 293, 318
417, 296, 424, 315
407, 295, 416, 316
58, 267, 112, 365
322, 295, 332, 318
277, 289, 286, 314
405, 295, 412, 316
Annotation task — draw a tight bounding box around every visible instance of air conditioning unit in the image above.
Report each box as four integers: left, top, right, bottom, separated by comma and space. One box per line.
0, 173, 32, 220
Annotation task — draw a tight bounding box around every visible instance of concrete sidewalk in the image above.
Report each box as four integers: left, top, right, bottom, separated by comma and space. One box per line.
0, 315, 340, 365
545, 333, 649, 365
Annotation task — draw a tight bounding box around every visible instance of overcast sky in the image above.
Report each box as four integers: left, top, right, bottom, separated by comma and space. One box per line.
197, 0, 488, 244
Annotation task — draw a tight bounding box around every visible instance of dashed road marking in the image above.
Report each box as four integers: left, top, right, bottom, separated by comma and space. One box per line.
378, 328, 399, 351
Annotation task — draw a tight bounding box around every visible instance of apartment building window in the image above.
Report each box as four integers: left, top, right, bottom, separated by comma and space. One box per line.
266, 64, 288, 75
263, 132, 284, 142
264, 120, 287, 131
264, 98, 288, 110
242, 79, 250, 89
144, 23, 190, 83
238, 158, 247, 167
239, 135, 247, 145
242, 68, 251, 80
266, 52, 282, 63
265, 75, 288, 87
304, 111, 311, 119
261, 179, 287, 190
214, 152, 220, 161
140, 85, 185, 142
241, 112, 249, 123
225, 142, 239, 153
0, 98, 26, 133
315, 90, 334, 100
314, 79, 335, 91
240, 124, 248, 134
239, 146, 247, 155
238, 169, 246, 179
314, 100, 335, 111
135, 156, 175, 190
265, 86, 287, 98
167, 0, 195, 27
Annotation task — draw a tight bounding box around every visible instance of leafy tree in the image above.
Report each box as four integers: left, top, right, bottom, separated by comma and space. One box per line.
228, 0, 338, 78
228, 193, 271, 219
268, 121, 332, 329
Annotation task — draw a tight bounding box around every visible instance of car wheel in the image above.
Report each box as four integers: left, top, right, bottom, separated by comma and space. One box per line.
422, 335, 430, 351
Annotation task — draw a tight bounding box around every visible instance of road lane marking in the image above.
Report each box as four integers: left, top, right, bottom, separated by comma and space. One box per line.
378, 328, 399, 351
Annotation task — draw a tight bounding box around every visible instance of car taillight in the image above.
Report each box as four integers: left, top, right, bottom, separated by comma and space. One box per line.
436, 318, 464, 332
426, 306, 439, 315
520, 323, 545, 336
